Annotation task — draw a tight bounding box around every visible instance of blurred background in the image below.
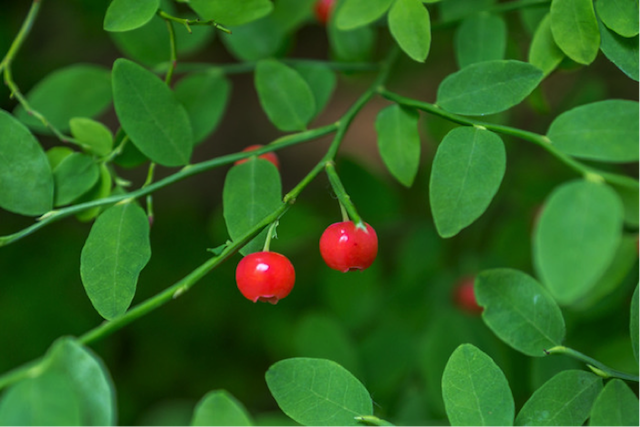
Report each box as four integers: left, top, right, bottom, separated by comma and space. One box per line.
0, 0, 638, 425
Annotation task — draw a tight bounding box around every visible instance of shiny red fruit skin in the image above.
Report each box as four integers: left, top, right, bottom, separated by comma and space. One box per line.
314, 0, 335, 25
235, 251, 295, 304
235, 144, 280, 169
319, 221, 378, 272
453, 276, 483, 315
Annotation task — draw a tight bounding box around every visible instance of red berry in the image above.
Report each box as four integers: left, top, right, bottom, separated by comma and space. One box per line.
314, 0, 335, 25
319, 221, 378, 272
453, 276, 483, 315
235, 251, 295, 304
235, 144, 280, 170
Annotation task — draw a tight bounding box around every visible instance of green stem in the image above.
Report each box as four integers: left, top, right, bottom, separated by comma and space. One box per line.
379, 90, 638, 191
163, 18, 177, 85
157, 9, 231, 34
0, 0, 41, 73
325, 161, 363, 226
545, 346, 639, 382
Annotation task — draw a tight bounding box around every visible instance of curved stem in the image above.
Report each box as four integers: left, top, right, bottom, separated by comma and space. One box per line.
545, 346, 639, 382
157, 9, 231, 34
162, 18, 177, 85
325, 161, 363, 226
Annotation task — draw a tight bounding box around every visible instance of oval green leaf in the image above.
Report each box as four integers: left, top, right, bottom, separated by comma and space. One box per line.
550, 0, 600, 64
529, 13, 565, 77
388, 0, 431, 62
335, 0, 394, 30
75, 163, 113, 222
442, 344, 514, 426
69, 117, 114, 157
222, 159, 282, 256
547, 100, 640, 162
438, 0, 496, 23
599, 19, 639, 82
475, 268, 566, 357
328, 8, 376, 63
14, 64, 112, 134
430, 127, 506, 238
596, 0, 639, 38
375, 104, 421, 187
47, 337, 117, 426
191, 390, 253, 426
454, 12, 506, 69
112, 58, 193, 166
104, 0, 160, 32
80, 202, 151, 320
631, 284, 639, 363
0, 110, 53, 216
222, 16, 285, 62
515, 370, 602, 426
255, 59, 315, 132
175, 70, 231, 145
590, 379, 639, 426
533, 180, 624, 305
46, 146, 74, 170
265, 357, 373, 426
292, 63, 337, 118
436, 60, 543, 115
53, 152, 100, 207
189, 0, 273, 26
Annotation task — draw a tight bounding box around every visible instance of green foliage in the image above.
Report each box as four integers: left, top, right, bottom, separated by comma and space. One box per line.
528, 14, 564, 76
632, 285, 639, 363
598, 18, 640, 82
292, 63, 336, 119
191, 390, 253, 426
388, 0, 432, 62
189, 0, 273, 26
454, 12, 506, 69
52, 152, 100, 206
550, 0, 600, 65
595, 0, 639, 38
589, 379, 639, 426
69, 118, 114, 157
335, 0, 393, 30
103, 0, 160, 32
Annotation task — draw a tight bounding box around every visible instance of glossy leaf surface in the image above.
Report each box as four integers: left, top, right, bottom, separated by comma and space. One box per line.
589, 379, 639, 426
454, 12, 506, 68
52, 152, 100, 206
69, 117, 114, 157
388, 0, 431, 62
599, 19, 639, 82
293, 63, 336, 118
189, 0, 273, 26
335, 0, 393, 30
596, 0, 639, 37
103, 0, 160, 32
550, 0, 600, 64
191, 390, 253, 426
529, 13, 564, 76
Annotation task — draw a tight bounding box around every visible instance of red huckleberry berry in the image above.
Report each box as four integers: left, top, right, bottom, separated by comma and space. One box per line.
235, 251, 295, 304
235, 144, 280, 170
319, 221, 378, 272
453, 276, 483, 315
314, 0, 335, 25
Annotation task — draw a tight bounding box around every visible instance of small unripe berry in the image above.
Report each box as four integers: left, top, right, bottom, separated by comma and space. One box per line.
235, 251, 295, 304
314, 0, 335, 25
453, 276, 482, 315
235, 144, 280, 169
319, 221, 378, 272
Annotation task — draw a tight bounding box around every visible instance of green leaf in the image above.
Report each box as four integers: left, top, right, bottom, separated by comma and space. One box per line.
388, 0, 431, 62
222, 159, 282, 256
69, 117, 114, 157
265, 358, 373, 426
436, 60, 543, 115
475, 268, 566, 357
191, 390, 253, 426
335, 0, 393, 30
438, 0, 495, 23
442, 344, 514, 426
46, 337, 117, 426
599, 19, 639, 82
104, 0, 160, 32
255, 59, 315, 132
429, 127, 505, 238
596, 0, 639, 37
175, 70, 231, 145
113, 128, 149, 168
46, 146, 74, 170
0, 371, 81, 425
112, 58, 193, 166
221, 15, 285, 62
454, 12, 506, 69
189, 0, 273, 26
52, 152, 100, 206
529, 13, 565, 76
80, 202, 151, 320
328, 7, 376, 63
0, 109, 53, 216
533, 180, 624, 304
270, 0, 316, 32
375, 105, 421, 187
75, 163, 113, 222
632, 285, 639, 363
590, 379, 639, 426
515, 370, 602, 426
14, 64, 112, 134
292, 63, 336, 118
550, 0, 600, 65
547, 100, 640, 162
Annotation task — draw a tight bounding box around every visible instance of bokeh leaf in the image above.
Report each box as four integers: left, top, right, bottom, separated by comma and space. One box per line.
191, 390, 253, 426
75, 163, 113, 222
255, 59, 315, 132
292, 63, 336, 118
631, 284, 639, 363
328, 3, 376, 63
550, 0, 600, 64
0, 109, 53, 216
80, 202, 151, 320
189, 0, 273, 26
112, 58, 193, 166
52, 152, 100, 207
533, 180, 624, 305
529, 13, 564, 76
335, 0, 393, 30
221, 16, 285, 62
547, 100, 639, 162
475, 268, 566, 357
438, 0, 495, 23
454, 12, 506, 69
103, 0, 160, 32
69, 117, 114, 157
589, 379, 639, 426
442, 344, 514, 426
436, 60, 543, 115
388, 0, 431, 62
595, 0, 639, 37
222, 159, 282, 256
375, 104, 421, 187
599, 19, 639, 82
515, 370, 602, 426
430, 126, 505, 238
265, 358, 373, 426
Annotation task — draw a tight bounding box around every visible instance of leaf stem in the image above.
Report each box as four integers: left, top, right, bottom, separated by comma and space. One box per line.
157, 9, 231, 34
325, 161, 363, 226
379, 90, 638, 191
545, 346, 639, 382
162, 18, 178, 86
